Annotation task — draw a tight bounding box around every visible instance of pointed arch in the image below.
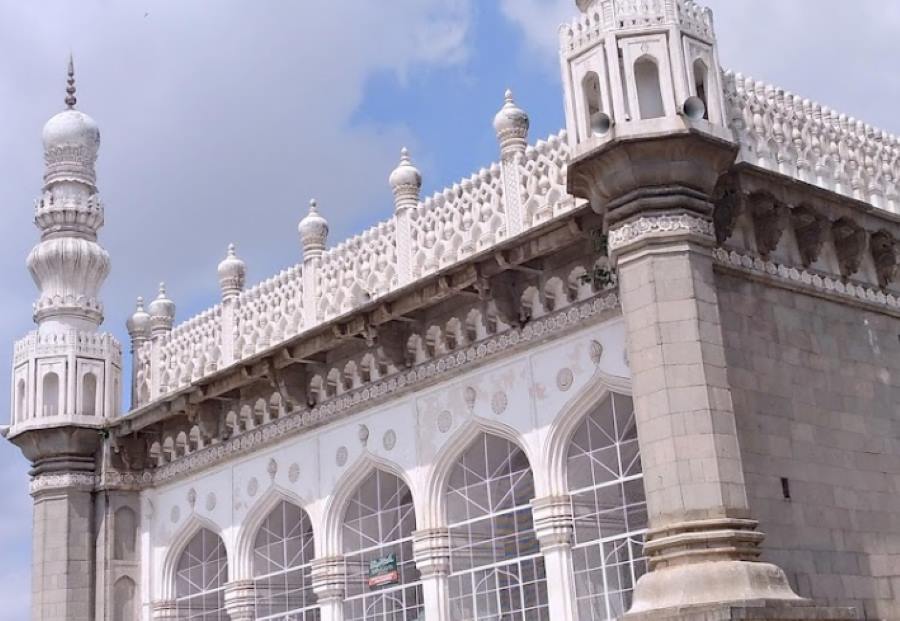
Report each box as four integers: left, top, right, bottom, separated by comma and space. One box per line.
159, 514, 229, 601
422, 416, 535, 529
113, 576, 137, 621
233, 485, 312, 580
634, 55, 665, 120
544, 370, 633, 496
322, 452, 417, 556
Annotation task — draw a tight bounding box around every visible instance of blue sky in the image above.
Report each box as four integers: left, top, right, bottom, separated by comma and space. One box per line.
0, 1, 898, 617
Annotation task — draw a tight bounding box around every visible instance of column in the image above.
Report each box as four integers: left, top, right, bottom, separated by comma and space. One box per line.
567, 132, 845, 619
531, 496, 578, 621
223, 580, 256, 621
311, 556, 346, 621
14, 427, 100, 621
413, 528, 451, 621
390, 148, 422, 286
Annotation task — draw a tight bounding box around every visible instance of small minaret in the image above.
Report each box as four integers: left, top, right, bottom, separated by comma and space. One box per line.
389, 148, 422, 284
126, 297, 151, 409
9, 56, 122, 436
560, 0, 728, 152
493, 89, 530, 160
298, 199, 329, 325
6, 58, 124, 621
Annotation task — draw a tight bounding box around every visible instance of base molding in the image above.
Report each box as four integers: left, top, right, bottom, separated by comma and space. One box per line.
626, 599, 857, 621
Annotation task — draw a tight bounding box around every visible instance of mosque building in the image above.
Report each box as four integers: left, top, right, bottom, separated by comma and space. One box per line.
4, 1, 900, 620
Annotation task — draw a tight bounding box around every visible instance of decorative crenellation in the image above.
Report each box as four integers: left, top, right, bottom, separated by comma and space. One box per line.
144, 287, 621, 486
724, 71, 900, 213
517, 131, 583, 227
561, 0, 714, 59
317, 221, 396, 320
409, 164, 507, 278
130, 127, 586, 404
14, 329, 121, 366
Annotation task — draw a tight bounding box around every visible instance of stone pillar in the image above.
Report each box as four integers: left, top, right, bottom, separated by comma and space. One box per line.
568, 132, 855, 620
413, 528, 451, 621
13, 427, 100, 621
223, 580, 256, 621
311, 556, 346, 621
494, 90, 529, 238
531, 496, 577, 621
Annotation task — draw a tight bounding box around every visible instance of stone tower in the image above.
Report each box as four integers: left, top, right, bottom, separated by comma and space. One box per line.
6, 58, 122, 620
563, 1, 852, 619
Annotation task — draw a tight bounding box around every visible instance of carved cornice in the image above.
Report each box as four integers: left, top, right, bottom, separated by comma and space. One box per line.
714, 247, 900, 314
30, 472, 97, 495
608, 213, 715, 254
310, 556, 346, 602
531, 495, 575, 550
413, 528, 451, 577
144, 291, 620, 487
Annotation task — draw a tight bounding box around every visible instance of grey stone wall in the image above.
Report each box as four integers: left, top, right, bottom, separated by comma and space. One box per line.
717, 271, 900, 620
32, 489, 95, 621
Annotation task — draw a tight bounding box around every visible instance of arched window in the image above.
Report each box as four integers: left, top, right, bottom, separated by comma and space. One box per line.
446, 434, 547, 620
252, 501, 319, 620
42, 372, 59, 417
582, 72, 607, 136
693, 59, 710, 119
113, 576, 136, 621
15, 379, 25, 422
342, 470, 422, 621
114, 507, 137, 561
82, 372, 98, 416
634, 57, 665, 120
567, 393, 647, 621
174, 528, 228, 619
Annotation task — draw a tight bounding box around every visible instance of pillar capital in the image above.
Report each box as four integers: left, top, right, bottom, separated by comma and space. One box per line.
530, 495, 574, 550
310, 555, 346, 603
223, 580, 256, 621
150, 600, 178, 620
412, 527, 451, 578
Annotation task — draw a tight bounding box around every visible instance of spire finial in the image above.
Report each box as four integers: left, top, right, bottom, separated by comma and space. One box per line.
400, 146, 411, 163
158, 282, 166, 297
504, 88, 514, 104
227, 243, 236, 257
309, 199, 318, 213
65, 54, 77, 109
136, 296, 145, 310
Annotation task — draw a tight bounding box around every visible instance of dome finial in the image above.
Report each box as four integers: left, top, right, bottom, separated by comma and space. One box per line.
218, 243, 246, 299
494, 88, 529, 159
299, 199, 329, 258
65, 53, 77, 109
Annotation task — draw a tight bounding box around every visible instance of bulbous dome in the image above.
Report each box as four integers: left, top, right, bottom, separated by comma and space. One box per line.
298, 200, 329, 254
493, 89, 529, 137
42, 109, 100, 156
389, 148, 422, 190
218, 243, 246, 296
148, 282, 176, 331
126, 297, 152, 338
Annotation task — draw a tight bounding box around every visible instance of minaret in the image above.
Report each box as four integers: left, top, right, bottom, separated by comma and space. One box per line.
5, 58, 122, 621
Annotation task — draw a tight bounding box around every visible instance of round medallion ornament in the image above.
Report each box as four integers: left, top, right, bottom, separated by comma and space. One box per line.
267, 458, 278, 480
288, 463, 300, 483
557, 368, 574, 392
247, 477, 259, 497
358, 425, 370, 447
336, 446, 348, 467
205, 493, 216, 512
383, 430, 397, 451
491, 391, 508, 415
170, 505, 180, 524
187, 488, 197, 509
437, 410, 453, 433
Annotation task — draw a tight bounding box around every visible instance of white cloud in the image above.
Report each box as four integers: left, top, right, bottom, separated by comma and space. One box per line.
499, 0, 571, 69
0, 2, 473, 616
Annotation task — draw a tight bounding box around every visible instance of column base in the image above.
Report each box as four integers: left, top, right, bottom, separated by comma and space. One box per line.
626, 598, 857, 621
628, 561, 857, 620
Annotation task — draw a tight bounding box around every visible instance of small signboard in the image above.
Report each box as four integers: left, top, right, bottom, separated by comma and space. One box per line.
368, 553, 399, 588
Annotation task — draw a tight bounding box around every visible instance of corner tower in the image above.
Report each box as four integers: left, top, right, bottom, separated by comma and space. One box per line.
563, 2, 854, 621
9, 56, 121, 437
5, 58, 122, 621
